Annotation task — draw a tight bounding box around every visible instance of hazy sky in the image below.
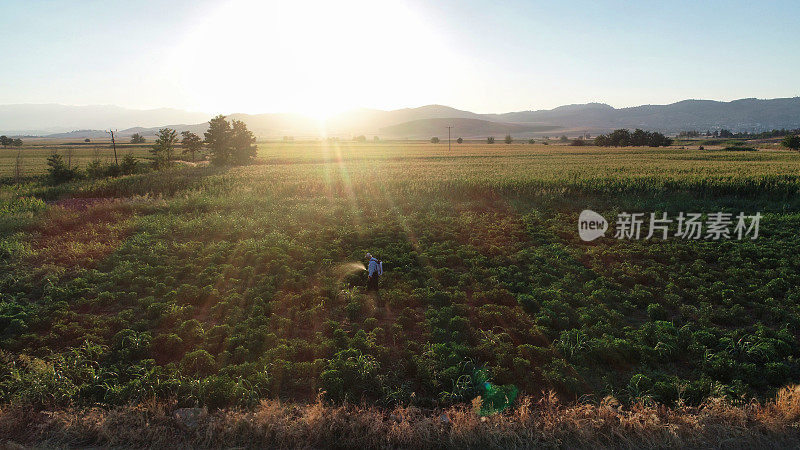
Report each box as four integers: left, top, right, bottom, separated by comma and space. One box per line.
1, 0, 798, 116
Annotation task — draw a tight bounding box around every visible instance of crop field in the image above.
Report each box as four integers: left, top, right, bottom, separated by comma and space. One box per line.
0, 143, 152, 177
2, 142, 800, 415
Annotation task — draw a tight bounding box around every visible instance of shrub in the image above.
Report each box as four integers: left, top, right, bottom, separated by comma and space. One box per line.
152, 333, 185, 362
628, 373, 653, 398
182, 349, 217, 376
782, 134, 800, 151
46, 153, 80, 184
106, 163, 122, 177
647, 303, 669, 321
320, 349, 382, 402
120, 153, 139, 174
86, 160, 123, 179
86, 160, 105, 179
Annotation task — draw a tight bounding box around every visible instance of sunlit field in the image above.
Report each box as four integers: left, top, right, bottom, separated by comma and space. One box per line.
5, 141, 800, 181
0, 143, 151, 177
2, 142, 800, 424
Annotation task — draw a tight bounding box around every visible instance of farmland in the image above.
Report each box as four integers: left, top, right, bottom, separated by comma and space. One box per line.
2, 142, 800, 418
0, 142, 151, 178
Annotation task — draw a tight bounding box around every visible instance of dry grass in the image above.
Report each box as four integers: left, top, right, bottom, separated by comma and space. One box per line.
3, 389, 800, 448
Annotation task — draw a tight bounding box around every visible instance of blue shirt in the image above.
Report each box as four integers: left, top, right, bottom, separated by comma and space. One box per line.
368, 258, 381, 276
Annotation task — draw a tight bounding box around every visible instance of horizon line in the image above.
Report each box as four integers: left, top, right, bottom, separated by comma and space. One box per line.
3, 95, 800, 118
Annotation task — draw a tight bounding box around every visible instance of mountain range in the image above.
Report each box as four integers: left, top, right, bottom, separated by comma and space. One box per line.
2, 97, 799, 139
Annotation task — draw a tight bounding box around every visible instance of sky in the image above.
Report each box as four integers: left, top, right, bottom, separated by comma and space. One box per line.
1, 0, 798, 117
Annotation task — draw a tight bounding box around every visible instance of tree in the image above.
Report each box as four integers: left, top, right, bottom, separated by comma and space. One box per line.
12, 138, 22, 147
559, 135, 569, 143
631, 129, 647, 146
151, 128, 178, 168
782, 135, 800, 151
130, 133, 146, 144
180, 131, 203, 161
487, 136, 495, 144
595, 129, 671, 147
230, 119, 257, 165
84, 138, 91, 143
719, 129, 734, 138
205, 115, 232, 165
354, 135, 367, 142
610, 129, 632, 146
456, 137, 463, 144
0, 136, 10, 148
430, 137, 440, 143
528, 139, 535, 144
504, 134, 513, 144
46, 152, 79, 183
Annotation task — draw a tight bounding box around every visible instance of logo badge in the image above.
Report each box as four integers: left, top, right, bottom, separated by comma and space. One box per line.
578, 210, 608, 241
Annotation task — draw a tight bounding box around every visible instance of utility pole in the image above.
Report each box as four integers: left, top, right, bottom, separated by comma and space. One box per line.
447, 126, 452, 152
108, 129, 118, 165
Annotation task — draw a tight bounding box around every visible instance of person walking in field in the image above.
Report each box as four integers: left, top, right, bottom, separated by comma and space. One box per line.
365, 252, 383, 293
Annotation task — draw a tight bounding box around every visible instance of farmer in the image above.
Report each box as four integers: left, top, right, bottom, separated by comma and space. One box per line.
365, 252, 382, 293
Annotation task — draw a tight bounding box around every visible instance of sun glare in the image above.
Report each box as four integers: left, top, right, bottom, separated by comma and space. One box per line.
172, 0, 457, 118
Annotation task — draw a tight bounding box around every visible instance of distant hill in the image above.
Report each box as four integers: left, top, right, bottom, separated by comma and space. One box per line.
0, 104, 211, 135
380, 118, 559, 139
326, 105, 483, 133
487, 98, 800, 133
226, 113, 324, 137
39, 129, 115, 140
4, 97, 800, 138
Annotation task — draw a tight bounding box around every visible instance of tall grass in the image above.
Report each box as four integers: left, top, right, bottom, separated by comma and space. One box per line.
3, 389, 800, 448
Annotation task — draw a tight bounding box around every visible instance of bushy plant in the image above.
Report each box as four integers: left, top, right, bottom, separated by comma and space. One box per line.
320, 348, 382, 402
46, 152, 80, 183
781, 134, 800, 151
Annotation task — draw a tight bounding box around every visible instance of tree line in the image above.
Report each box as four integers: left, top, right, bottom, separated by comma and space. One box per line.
45, 115, 256, 184
679, 129, 800, 139
0, 135, 23, 147
149, 115, 256, 167
594, 129, 673, 147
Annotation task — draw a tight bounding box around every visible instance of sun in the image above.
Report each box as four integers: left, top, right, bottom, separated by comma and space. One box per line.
171, 0, 458, 118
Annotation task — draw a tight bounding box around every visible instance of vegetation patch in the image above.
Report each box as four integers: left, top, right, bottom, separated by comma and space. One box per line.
2, 143, 800, 416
